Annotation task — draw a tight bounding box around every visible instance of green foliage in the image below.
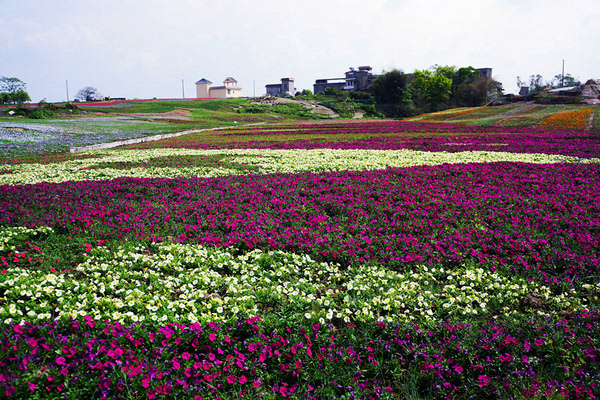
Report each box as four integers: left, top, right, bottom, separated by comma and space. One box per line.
76, 86, 102, 102
454, 77, 498, 107
0, 77, 31, 105
322, 87, 350, 100
411, 68, 453, 113
2, 102, 80, 119
28, 109, 59, 119
550, 73, 582, 88
0, 92, 10, 105
0, 76, 26, 94
371, 69, 411, 105
237, 102, 321, 119
370, 69, 414, 118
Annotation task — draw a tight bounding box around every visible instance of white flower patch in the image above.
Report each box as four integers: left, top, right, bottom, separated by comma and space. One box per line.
1, 147, 597, 185
0, 232, 588, 326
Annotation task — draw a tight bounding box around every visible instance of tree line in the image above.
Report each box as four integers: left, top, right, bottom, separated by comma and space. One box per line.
369, 65, 501, 118
1, 77, 104, 105
0, 77, 31, 105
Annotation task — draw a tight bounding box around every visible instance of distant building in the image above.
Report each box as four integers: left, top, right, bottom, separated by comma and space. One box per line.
477, 68, 493, 79
547, 79, 600, 103
265, 78, 295, 97
196, 77, 242, 99
519, 86, 530, 96
313, 66, 377, 94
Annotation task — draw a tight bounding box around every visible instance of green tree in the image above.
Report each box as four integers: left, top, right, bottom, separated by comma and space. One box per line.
528, 74, 545, 93
454, 77, 499, 107
0, 77, 30, 104
76, 86, 102, 102
0, 77, 26, 94
0, 92, 10, 105
11, 90, 31, 104
455, 66, 479, 85
411, 68, 452, 112
370, 69, 414, 117
550, 73, 581, 88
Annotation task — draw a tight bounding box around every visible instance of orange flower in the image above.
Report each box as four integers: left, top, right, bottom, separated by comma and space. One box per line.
538, 108, 593, 130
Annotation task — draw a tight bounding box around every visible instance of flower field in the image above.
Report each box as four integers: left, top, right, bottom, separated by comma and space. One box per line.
1, 118, 600, 399
406, 105, 599, 132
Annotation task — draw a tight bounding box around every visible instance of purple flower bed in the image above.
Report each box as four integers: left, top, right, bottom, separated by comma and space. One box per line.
1, 162, 598, 283
2, 311, 599, 399
130, 121, 600, 159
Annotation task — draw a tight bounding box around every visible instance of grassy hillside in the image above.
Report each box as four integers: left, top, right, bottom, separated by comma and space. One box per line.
405, 103, 600, 132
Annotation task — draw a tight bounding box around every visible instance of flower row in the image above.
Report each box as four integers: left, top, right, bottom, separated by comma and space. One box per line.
1, 313, 598, 399
0, 147, 592, 186
3, 231, 590, 327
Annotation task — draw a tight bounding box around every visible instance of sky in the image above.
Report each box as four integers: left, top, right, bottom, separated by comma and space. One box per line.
2, 0, 599, 103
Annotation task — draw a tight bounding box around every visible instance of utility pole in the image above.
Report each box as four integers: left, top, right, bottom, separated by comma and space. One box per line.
561, 59, 565, 87
66, 80, 69, 102
253, 80, 255, 97
182, 79, 185, 99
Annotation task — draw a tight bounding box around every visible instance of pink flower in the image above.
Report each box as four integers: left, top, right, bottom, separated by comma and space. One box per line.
172, 361, 181, 370
534, 339, 545, 346
239, 375, 247, 384
182, 352, 191, 360
28, 382, 36, 391
208, 353, 216, 361
280, 386, 288, 396
522, 355, 529, 364
209, 333, 217, 342
253, 380, 261, 389
454, 365, 463, 374
227, 375, 236, 384
56, 357, 66, 365
5, 387, 15, 397
478, 375, 491, 387
13, 325, 24, 334
194, 396, 203, 400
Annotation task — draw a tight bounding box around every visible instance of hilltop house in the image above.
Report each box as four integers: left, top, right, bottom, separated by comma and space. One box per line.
313, 66, 377, 94
196, 77, 242, 99
265, 78, 295, 97
546, 79, 600, 104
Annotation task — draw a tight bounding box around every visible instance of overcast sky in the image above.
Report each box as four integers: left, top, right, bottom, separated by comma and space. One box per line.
2, 0, 599, 102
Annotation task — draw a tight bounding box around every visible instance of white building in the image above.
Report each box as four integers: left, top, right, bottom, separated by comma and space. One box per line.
196, 77, 242, 99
